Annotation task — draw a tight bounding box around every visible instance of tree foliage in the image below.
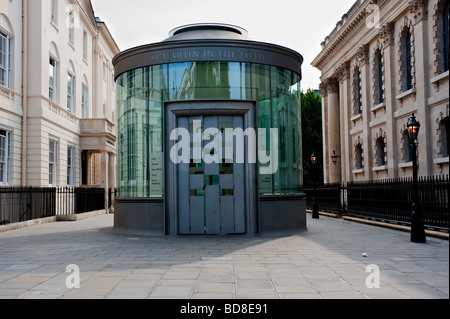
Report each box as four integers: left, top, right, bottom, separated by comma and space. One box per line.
301, 89, 323, 184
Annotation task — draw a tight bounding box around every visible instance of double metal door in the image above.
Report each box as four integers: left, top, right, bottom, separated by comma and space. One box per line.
178, 115, 246, 235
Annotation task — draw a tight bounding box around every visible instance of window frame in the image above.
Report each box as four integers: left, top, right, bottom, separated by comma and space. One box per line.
81, 83, 89, 118
49, 56, 58, 102
83, 31, 88, 61
0, 129, 11, 185
353, 67, 362, 115
67, 146, 74, 186
68, 11, 75, 45
67, 71, 75, 113
49, 139, 58, 186
375, 137, 386, 167
355, 143, 364, 170
401, 28, 414, 92
374, 50, 384, 105
51, 0, 57, 24
443, 0, 450, 72
0, 31, 12, 88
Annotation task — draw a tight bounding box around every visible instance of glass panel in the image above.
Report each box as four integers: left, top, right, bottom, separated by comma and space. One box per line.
271, 66, 302, 195
116, 62, 303, 198
116, 65, 167, 198
168, 62, 253, 101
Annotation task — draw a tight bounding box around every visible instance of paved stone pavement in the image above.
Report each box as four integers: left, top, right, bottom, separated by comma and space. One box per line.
0, 213, 448, 299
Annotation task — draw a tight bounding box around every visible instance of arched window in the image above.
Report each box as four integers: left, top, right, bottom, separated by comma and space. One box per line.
374, 49, 384, 104
402, 130, 413, 163
0, 14, 14, 89
443, 0, 449, 72
355, 143, 364, 169
439, 117, 449, 158
375, 137, 386, 166
353, 67, 362, 115
401, 28, 413, 92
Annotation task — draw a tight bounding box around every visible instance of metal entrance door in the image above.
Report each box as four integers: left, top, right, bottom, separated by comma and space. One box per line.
178, 115, 246, 235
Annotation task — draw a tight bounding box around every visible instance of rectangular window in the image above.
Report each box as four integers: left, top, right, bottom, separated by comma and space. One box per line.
354, 68, 362, 115
356, 144, 364, 169
375, 52, 384, 104
404, 31, 413, 91
67, 146, 74, 186
82, 84, 88, 118
83, 31, 88, 60
0, 129, 11, 184
67, 72, 75, 112
444, 1, 449, 72
49, 57, 58, 102
0, 32, 11, 88
68, 12, 74, 45
49, 140, 58, 186
376, 138, 386, 166
51, 0, 57, 23
403, 131, 413, 163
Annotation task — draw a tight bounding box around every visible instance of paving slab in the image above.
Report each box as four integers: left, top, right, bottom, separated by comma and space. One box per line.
0, 213, 448, 300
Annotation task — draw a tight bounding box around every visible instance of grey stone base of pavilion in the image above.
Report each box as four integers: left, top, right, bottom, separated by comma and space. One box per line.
113, 196, 306, 236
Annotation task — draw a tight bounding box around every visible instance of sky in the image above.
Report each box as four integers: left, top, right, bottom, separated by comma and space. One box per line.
91, 0, 357, 91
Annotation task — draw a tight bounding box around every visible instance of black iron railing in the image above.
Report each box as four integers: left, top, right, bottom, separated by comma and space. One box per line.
346, 176, 449, 230
304, 183, 343, 215
305, 176, 448, 231
0, 187, 106, 225
315, 175, 449, 231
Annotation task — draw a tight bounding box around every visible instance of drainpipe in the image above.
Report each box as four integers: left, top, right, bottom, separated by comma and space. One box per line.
21, 0, 28, 187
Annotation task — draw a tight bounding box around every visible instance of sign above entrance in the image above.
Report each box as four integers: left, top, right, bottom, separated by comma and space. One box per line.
113, 41, 303, 80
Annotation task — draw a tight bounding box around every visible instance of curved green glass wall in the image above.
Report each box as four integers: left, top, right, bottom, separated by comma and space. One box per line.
116, 62, 302, 198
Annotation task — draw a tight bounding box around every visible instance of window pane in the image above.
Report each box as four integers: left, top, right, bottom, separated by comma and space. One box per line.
82, 85, 88, 118
67, 73, 73, 111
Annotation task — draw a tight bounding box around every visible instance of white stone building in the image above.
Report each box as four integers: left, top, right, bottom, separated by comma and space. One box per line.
312, 0, 449, 184
0, 0, 119, 192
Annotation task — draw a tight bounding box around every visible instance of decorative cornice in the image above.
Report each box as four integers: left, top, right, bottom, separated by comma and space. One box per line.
312, 2, 369, 70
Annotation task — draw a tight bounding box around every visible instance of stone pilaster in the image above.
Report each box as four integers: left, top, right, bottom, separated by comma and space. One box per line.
325, 77, 341, 184
410, 0, 432, 176
319, 81, 329, 183
381, 23, 399, 178
337, 62, 351, 182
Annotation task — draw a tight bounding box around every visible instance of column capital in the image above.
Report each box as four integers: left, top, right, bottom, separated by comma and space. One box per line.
319, 81, 328, 97
409, 0, 428, 23
380, 22, 394, 47
356, 45, 370, 67
336, 61, 350, 83
325, 77, 339, 94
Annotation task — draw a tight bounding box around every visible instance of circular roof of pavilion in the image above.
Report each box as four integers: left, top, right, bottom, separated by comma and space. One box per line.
113, 23, 303, 80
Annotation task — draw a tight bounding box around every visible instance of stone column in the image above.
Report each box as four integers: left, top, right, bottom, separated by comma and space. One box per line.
100, 151, 109, 213
357, 45, 373, 180
108, 153, 116, 212
320, 82, 329, 184
381, 23, 399, 178
326, 78, 341, 184
409, 0, 432, 176
337, 62, 351, 183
